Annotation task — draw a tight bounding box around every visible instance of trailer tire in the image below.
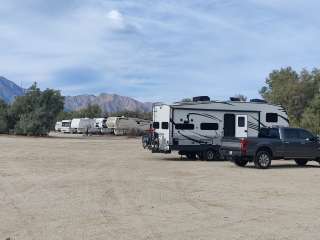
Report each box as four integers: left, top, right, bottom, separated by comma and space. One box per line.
204, 149, 219, 161
234, 158, 248, 167
295, 159, 308, 166
186, 153, 197, 160
254, 150, 272, 169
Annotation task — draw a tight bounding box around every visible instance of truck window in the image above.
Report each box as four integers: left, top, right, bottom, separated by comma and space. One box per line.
153, 122, 159, 129
266, 113, 278, 122
175, 123, 194, 130
161, 122, 169, 129
200, 123, 218, 130
283, 129, 299, 139
258, 128, 279, 139
298, 129, 314, 139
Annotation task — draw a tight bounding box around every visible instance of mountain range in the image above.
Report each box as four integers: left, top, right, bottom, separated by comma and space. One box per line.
0, 76, 152, 112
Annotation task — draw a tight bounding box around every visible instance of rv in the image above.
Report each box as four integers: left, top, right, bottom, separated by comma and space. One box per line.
94, 118, 112, 134
71, 118, 95, 134
61, 120, 72, 133
106, 117, 151, 135
144, 97, 289, 160
55, 121, 62, 132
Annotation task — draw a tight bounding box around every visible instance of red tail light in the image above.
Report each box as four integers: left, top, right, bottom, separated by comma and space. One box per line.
240, 138, 249, 155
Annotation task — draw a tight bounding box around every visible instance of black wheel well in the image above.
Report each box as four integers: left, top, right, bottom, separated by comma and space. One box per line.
256, 146, 273, 158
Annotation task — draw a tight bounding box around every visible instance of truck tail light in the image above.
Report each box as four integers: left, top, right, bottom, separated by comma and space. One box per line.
240, 138, 249, 155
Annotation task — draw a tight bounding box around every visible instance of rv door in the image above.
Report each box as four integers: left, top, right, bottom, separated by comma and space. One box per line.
235, 115, 248, 138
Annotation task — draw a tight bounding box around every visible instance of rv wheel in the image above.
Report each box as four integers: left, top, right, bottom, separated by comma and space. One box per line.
204, 149, 219, 161
186, 153, 197, 160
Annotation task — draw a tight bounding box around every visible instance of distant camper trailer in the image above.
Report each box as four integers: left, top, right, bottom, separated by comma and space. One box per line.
61, 120, 72, 133
94, 118, 112, 134
71, 118, 95, 134
106, 117, 151, 135
55, 121, 62, 132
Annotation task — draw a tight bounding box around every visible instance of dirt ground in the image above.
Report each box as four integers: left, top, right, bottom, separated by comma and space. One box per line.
1, 135, 320, 240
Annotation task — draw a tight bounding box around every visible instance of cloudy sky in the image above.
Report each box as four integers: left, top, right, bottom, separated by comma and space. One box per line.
0, 0, 320, 102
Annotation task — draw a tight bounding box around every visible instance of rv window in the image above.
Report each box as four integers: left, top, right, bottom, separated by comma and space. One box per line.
200, 123, 218, 130
266, 113, 278, 122
153, 122, 159, 129
175, 123, 194, 130
238, 117, 245, 127
161, 122, 169, 129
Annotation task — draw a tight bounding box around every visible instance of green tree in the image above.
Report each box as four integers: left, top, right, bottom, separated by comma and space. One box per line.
301, 95, 320, 135
10, 83, 64, 136
78, 104, 102, 118
0, 99, 8, 133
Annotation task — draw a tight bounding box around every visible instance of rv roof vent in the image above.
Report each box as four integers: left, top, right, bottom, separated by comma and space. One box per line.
250, 99, 267, 103
230, 97, 240, 101
193, 96, 210, 102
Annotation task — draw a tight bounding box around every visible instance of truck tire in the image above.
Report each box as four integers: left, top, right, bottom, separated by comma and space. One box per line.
234, 158, 248, 167
204, 149, 219, 161
295, 159, 308, 166
254, 151, 272, 169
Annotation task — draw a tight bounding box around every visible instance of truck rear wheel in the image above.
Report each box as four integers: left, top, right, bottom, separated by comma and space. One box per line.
254, 151, 272, 169
234, 158, 248, 167
295, 159, 308, 166
204, 149, 219, 161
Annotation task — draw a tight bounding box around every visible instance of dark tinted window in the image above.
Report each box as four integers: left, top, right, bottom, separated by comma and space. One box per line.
200, 123, 218, 130
283, 129, 299, 139
238, 117, 245, 127
266, 113, 278, 122
161, 122, 169, 129
258, 128, 280, 139
153, 122, 159, 129
298, 129, 314, 139
175, 123, 194, 130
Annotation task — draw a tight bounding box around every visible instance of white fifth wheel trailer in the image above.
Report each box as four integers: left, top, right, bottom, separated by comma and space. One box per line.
107, 117, 151, 135
143, 96, 289, 160
61, 120, 72, 133
71, 118, 95, 134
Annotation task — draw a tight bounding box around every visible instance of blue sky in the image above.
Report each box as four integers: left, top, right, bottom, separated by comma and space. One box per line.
1, 0, 320, 102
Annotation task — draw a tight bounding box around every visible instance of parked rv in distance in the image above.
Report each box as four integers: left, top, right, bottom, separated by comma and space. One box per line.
143, 96, 290, 160
61, 120, 72, 133
55, 121, 62, 132
107, 117, 151, 135
55, 116, 151, 136
94, 118, 112, 134
71, 118, 95, 134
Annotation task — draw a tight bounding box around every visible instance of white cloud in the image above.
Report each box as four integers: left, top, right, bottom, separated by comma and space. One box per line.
107, 10, 125, 29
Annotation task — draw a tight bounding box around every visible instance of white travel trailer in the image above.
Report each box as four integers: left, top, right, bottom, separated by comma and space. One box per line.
61, 120, 72, 133
94, 118, 112, 134
71, 118, 95, 134
145, 96, 289, 160
106, 116, 151, 135
55, 121, 62, 132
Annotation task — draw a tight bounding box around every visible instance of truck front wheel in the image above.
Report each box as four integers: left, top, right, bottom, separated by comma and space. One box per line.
295, 159, 308, 166
254, 151, 272, 169
234, 158, 248, 167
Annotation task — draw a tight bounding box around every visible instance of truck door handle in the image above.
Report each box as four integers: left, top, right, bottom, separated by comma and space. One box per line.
284, 141, 289, 144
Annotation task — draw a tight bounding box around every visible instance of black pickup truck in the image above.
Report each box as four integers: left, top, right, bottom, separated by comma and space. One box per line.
221, 127, 320, 169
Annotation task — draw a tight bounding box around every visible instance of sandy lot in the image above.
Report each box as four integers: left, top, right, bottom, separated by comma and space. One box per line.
1, 135, 320, 240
